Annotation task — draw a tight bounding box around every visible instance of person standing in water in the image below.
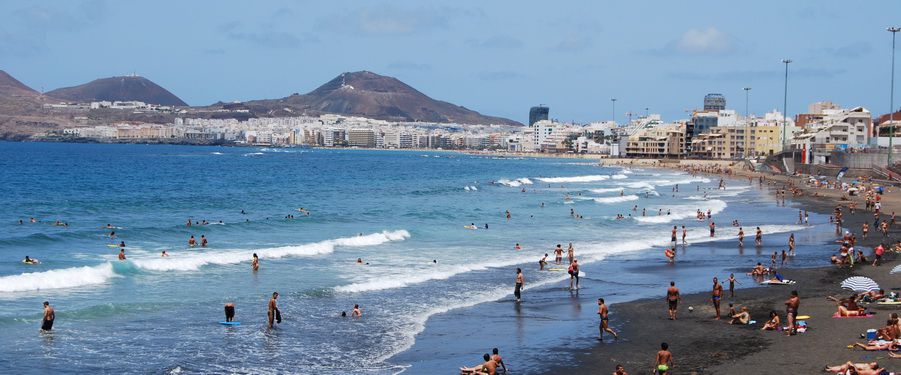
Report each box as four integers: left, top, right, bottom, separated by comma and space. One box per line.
711, 277, 723, 320
351, 304, 362, 317
567, 243, 575, 265
118, 249, 126, 260
554, 244, 564, 264
709, 222, 715, 237
201, 235, 208, 248
539, 253, 548, 270
514, 268, 524, 302
788, 233, 795, 256
267, 292, 280, 329
755, 227, 763, 246
738, 227, 744, 247
569, 260, 580, 290
41, 301, 55, 333
681, 225, 687, 244
251, 253, 259, 271
224, 303, 236, 322
188, 235, 196, 247
597, 298, 618, 340
671, 226, 677, 245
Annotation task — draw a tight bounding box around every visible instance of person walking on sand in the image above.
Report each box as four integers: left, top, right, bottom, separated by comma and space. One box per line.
597, 298, 618, 340
785, 290, 800, 336
874, 243, 885, 266
514, 268, 524, 302
654, 342, 674, 374
41, 301, 55, 333
666, 282, 681, 320
267, 292, 280, 329
711, 277, 723, 320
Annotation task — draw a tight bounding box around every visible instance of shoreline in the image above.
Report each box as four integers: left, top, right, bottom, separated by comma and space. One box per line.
544, 169, 901, 374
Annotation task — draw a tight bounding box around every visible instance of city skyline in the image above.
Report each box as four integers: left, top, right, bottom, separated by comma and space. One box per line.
1, 0, 900, 124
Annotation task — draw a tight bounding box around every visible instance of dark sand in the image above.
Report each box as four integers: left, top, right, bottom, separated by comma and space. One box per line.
548, 174, 901, 374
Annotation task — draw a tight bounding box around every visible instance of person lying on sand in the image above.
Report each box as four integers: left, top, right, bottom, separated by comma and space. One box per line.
762, 311, 780, 331
850, 340, 900, 351
460, 353, 497, 375
825, 361, 886, 373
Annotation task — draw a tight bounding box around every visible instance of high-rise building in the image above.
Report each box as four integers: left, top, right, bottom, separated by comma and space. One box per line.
703, 94, 726, 111
347, 129, 376, 147
529, 106, 549, 126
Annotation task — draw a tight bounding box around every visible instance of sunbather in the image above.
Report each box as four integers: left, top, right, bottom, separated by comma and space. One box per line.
762, 311, 780, 331
730, 306, 750, 325
824, 361, 886, 375
851, 339, 899, 351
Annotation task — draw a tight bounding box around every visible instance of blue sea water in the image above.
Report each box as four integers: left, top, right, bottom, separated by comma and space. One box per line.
0, 142, 838, 374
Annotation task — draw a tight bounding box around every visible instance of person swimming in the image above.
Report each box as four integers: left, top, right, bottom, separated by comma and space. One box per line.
23, 256, 38, 264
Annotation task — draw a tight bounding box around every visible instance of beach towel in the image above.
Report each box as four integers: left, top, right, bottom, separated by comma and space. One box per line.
832, 313, 874, 318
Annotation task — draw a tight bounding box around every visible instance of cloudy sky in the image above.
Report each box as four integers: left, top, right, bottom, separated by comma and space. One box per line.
1, 0, 900, 124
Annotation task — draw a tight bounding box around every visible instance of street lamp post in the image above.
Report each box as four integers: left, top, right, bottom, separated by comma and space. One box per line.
744, 87, 751, 159
888, 27, 900, 167
781, 59, 792, 154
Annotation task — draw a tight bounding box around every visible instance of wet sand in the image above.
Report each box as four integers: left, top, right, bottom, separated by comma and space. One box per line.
546, 172, 901, 374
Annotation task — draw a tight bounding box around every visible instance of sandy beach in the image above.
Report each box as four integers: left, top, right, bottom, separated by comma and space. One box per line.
547, 167, 901, 374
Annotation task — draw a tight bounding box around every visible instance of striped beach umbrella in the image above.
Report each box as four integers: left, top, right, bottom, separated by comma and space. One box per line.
841, 276, 880, 292
891, 264, 901, 274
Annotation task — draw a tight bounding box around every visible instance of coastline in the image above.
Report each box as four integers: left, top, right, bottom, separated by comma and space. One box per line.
544, 169, 901, 374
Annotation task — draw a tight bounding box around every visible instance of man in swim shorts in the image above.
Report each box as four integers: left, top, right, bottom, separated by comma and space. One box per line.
671, 226, 677, 244
539, 254, 548, 270
785, 290, 800, 336
41, 301, 55, 332
598, 298, 618, 340
569, 260, 580, 290
666, 282, 680, 320
224, 303, 235, 322
554, 244, 563, 264
514, 268, 524, 302
655, 342, 673, 374
712, 277, 723, 319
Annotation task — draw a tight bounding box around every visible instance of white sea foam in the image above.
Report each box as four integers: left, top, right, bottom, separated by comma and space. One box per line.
593, 195, 639, 204
0, 263, 118, 293
611, 174, 628, 180
211, 152, 223, 155
132, 230, 410, 272
633, 199, 728, 224
497, 178, 533, 187
0, 231, 410, 293
589, 187, 624, 194
537, 175, 610, 183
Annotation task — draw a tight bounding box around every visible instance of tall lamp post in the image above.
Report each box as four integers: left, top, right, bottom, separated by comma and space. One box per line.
888, 27, 900, 167
781, 59, 792, 154
611, 98, 617, 125
744, 87, 751, 159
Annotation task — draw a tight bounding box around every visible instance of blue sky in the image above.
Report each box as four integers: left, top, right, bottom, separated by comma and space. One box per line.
1, 0, 900, 124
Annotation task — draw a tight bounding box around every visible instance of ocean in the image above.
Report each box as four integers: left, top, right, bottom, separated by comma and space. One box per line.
0, 142, 838, 374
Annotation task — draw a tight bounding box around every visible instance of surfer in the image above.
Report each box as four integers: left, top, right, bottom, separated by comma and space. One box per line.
41, 301, 55, 333
188, 235, 196, 247
352, 304, 362, 317
252, 253, 259, 271
224, 303, 235, 322
268, 292, 280, 329
23, 256, 38, 264
539, 253, 548, 270
118, 249, 126, 260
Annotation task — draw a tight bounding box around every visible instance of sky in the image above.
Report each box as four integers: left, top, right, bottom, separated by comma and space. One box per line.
1, 0, 900, 124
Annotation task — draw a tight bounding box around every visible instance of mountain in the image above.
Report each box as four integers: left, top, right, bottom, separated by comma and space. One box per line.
0, 70, 39, 96
46, 75, 188, 106
0, 70, 45, 115
239, 71, 521, 125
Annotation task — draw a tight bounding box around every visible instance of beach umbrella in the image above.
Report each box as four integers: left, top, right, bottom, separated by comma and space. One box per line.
891, 264, 901, 274
841, 276, 880, 292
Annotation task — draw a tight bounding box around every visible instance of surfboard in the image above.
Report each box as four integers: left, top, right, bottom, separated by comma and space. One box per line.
463, 226, 477, 230
795, 315, 811, 320
219, 321, 240, 325
106, 244, 120, 248
877, 301, 901, 305
547, 268, 566, 271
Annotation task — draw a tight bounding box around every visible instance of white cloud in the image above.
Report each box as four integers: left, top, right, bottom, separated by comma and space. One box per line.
671, 27, 736, 55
